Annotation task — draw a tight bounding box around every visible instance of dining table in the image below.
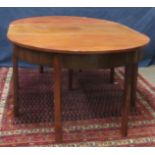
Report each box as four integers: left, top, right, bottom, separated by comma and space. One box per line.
7, 16, 150, 143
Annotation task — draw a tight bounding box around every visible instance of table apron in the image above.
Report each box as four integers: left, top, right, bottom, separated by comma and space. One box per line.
15, 45, 143, 69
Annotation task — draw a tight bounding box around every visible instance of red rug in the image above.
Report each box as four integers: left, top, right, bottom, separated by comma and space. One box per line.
0, 67, 155, 146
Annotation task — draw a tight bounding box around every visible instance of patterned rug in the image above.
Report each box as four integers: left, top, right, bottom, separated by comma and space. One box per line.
0, 67, 155, 146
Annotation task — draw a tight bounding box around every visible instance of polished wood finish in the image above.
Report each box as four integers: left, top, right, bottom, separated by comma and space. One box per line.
121, 64, 132, 136
12, 45, 19, 116
53, 55, 62, 142
8, 16, 150, 143
14, 46, 143, 68
110, 68, 114, 83
7, 16, 149, 54
130, 63, 138, 108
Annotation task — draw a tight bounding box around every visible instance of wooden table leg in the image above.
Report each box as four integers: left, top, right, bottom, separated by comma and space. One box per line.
39, 65, 44, 73
110, 68, 114, 83
53, 55, 62, 142
13, 46, 19, 117
68, 69, 73, 90
130, 63, 138, 108
121, 64, 132, 136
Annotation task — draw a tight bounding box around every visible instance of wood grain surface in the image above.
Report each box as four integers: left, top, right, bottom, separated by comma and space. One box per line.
7, 16, 150, 54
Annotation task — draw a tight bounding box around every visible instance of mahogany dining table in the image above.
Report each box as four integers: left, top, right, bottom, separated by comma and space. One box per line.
7, 16, 150, 143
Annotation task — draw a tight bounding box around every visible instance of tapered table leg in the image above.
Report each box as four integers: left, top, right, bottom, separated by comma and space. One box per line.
68, 69, 73, 90
130, 63, 138, 108
121, 64, 132, 137
53, 55, 62, 142
13, 46, 19, 117
110, 68, 114, 83
39, 65, 44, 73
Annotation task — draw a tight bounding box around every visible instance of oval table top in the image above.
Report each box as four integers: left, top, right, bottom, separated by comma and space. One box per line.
7, 16, 150, 54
